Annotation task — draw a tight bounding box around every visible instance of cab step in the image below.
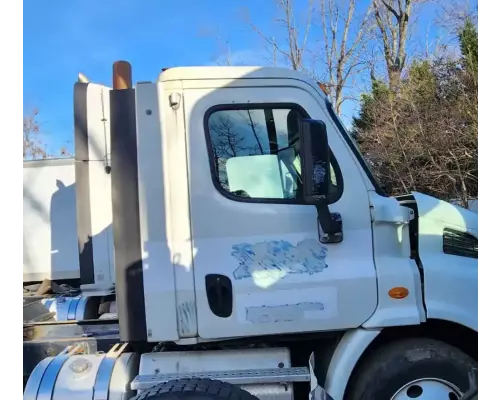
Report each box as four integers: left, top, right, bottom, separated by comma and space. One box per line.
131, 366, 311, 390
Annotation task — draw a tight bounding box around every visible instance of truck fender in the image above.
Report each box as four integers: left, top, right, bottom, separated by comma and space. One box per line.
317, 328, 381, 400
425, 303, 477, 332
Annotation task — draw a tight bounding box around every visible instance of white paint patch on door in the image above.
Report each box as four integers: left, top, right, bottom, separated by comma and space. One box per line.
236, 287, 337, 324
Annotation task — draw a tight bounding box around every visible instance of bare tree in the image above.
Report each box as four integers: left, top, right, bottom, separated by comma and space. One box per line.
246, 0, 374, 115
209, 112, 265, 191
199, 26, 233, 66
214, 35, 233, 66
435, 0, 477, 33
23, 109, 73, 160
373, 0, 414, 91
23, 109, 47, 160
210, 114, 246, 159
318, 0, 374, 113
247, 0, 314, 71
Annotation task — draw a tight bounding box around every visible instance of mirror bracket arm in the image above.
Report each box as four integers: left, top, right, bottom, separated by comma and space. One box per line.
316, 206, 343, 244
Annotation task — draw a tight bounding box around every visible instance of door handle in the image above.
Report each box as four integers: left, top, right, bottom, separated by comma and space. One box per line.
205, 274, 233, 318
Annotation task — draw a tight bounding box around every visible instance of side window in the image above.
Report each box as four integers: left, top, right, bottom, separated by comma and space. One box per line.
205, 105, 343, 203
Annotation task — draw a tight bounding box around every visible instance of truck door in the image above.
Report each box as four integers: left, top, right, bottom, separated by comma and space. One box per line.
183, 83, 378, 339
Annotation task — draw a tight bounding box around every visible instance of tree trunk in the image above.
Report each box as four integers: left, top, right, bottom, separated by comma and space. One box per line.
334, 87, 343, 115
388, 68, 401, 92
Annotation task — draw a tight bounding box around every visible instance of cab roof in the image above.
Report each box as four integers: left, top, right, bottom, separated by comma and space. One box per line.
158, 66, 311, 83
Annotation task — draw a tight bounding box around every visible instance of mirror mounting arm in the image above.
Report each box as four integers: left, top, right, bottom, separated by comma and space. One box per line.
316, 205, 343, 244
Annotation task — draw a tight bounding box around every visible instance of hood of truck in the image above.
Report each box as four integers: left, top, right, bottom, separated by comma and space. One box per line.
410, 191, 478, 331
411, 192, 478, 237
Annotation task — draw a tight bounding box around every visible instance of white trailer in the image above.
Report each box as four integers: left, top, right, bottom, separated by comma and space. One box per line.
24, 61, 478, 400
23, 83, 117, 321
23, 82, 115, 288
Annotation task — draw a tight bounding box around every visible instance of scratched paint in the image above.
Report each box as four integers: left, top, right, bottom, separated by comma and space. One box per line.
232, 239, 328, 282
176, 300, 197, 336
246, 302, 325, 323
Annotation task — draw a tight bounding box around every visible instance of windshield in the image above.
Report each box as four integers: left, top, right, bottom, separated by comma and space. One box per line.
323, 98, 387, 196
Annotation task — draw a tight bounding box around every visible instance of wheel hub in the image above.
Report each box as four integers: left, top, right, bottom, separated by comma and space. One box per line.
391, 378, 462, 400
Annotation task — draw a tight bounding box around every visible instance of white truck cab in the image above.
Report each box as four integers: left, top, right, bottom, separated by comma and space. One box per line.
23, 62, 478, 400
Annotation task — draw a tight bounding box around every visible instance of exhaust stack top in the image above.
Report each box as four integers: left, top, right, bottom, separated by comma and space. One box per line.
113, 61, 132, 90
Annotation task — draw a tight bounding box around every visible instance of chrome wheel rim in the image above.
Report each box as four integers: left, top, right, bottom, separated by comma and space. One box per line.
390, 378, 462, 400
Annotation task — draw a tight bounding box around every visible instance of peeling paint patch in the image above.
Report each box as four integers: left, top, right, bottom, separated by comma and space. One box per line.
246, 302, 325, 323
232, 239, 328, 281
176, 300, 196, 336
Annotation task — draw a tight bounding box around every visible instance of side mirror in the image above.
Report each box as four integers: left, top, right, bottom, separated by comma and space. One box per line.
299, 119, 334, 205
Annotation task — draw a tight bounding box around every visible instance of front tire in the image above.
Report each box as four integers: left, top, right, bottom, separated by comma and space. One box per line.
131, 378, 259, 400
345, 338, 477, 400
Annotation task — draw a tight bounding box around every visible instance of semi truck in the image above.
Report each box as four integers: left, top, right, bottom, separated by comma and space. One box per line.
23, 61, 478, 400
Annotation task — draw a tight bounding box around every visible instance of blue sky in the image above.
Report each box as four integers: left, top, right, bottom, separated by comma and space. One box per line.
24, 0, 268, 152
24, 0, 473, 154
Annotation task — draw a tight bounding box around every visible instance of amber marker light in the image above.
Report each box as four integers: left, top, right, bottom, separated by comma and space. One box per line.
388, 287, 409, 299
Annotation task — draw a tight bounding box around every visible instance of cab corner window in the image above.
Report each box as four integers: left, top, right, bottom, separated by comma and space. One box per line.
205, 105, 341, 203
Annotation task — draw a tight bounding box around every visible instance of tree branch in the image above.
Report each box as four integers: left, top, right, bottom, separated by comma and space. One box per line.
381, 0, 400, 20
